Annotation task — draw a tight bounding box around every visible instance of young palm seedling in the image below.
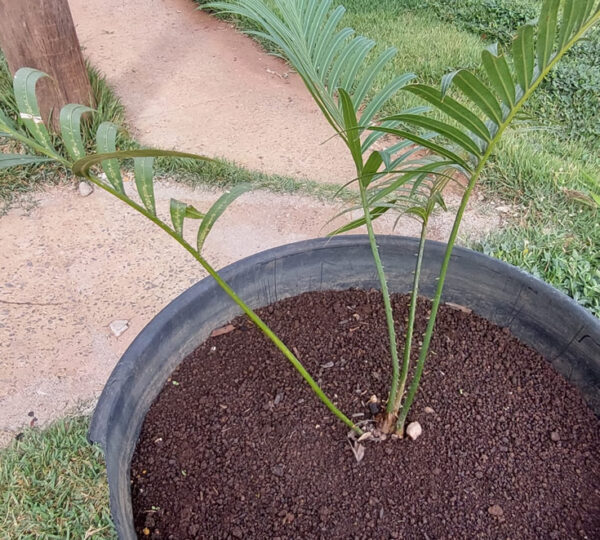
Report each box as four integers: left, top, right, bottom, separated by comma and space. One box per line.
2, 0, 599, 438
204, 0, 600, 434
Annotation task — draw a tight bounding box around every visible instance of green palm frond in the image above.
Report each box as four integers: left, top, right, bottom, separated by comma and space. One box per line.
327, 157, 459, 237
202, 0, 414, 147
59, 104, 93, 162
1, 70, 65, 164
0, 154, 55, 169
1, 66, 360, 432
203, 0, 456, 232
390, 0, 600, 433
12, 68, 55, 152
96, 122, 124, 193
73, 148, 251, 254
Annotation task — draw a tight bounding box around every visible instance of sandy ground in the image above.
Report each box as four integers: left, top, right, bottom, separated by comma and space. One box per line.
0, 0, 503, 445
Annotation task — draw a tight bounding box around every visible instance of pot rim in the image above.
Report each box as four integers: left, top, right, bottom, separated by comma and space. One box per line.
88, 235, 600, 539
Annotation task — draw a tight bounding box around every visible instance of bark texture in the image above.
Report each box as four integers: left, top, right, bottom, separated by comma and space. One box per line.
0, 0, 94, 130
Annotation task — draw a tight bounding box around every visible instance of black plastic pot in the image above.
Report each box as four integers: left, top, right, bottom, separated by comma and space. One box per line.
89, 235, 600, 539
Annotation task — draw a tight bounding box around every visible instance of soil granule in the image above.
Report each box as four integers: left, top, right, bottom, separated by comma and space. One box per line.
131, 290, 600, 539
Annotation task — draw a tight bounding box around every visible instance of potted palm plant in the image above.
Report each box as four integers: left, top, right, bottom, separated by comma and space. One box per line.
1, 1, 599, 537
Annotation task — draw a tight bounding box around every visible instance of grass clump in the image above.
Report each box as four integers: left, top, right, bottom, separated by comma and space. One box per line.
477, 130, 600, 317
532, 28, 600, 146
399, 0, 539, 45
479, 227, 600, 317
341, 7, 482, 114
0, 417, 115, 539
401, 0, 599, 148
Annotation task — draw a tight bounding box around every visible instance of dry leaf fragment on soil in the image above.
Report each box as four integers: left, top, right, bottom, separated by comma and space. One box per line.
210, 324, 235, 338
358, 432, 373, 443
347, 430, 367, 462
444, 302, 472, 314
349, 441, 365, 463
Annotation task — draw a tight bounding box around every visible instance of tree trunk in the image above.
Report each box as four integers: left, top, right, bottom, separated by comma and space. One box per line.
0, 0, 94, 131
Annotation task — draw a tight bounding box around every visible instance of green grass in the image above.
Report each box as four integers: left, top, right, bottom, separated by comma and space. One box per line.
341, 8, 483, 114
0, 416, 115, 539
476, 130, 600, 317
397, 0, 540, 45
478, 226, 600, 316
395, 0, 599, 149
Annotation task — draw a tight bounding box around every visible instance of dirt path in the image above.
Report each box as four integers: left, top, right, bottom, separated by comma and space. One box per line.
70, 0, 356, 184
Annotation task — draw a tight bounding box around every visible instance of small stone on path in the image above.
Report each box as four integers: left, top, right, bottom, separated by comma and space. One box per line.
109, 319, 129, 337
78, 181, 93, 197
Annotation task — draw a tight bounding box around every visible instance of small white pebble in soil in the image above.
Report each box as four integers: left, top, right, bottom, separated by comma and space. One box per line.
550, 430, 561, 442
406, 421, 423, 441
424, 406, 435, 414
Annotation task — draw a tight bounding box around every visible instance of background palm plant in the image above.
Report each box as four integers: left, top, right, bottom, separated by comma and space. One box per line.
2, 0, 599, 438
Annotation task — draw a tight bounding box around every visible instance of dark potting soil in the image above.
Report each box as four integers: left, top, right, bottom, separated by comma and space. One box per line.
131, 290, 600, 539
